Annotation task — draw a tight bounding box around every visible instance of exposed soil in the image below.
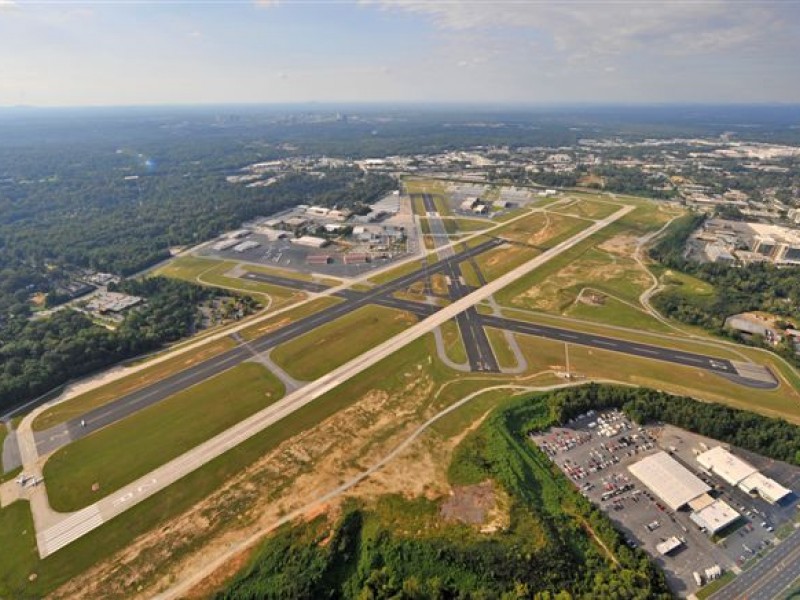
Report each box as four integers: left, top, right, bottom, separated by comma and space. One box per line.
441, 481, 496, 525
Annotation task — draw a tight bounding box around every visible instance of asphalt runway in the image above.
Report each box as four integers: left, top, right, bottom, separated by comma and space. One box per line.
709, 528, 800, 600
33, 240, 501, 455
481, 314, 740, 376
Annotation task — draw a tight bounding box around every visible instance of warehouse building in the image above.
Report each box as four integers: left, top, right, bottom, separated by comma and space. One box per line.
233, 240, 260, 253
697, 446, 792, 504
306, 254, 332, 265
291, 235, 329, 248
629, 451, 742, 534
628, 451, 710, 511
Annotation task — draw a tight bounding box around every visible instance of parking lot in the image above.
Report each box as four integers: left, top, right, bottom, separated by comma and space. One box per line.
530, 410, 800, 597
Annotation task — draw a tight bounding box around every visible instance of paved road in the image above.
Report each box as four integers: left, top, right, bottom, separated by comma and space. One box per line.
32, 205, 634, 558
709, 528, 800, 600
240, 271, 330, 293
419, 193, 452, 257
33, 240, 502, 455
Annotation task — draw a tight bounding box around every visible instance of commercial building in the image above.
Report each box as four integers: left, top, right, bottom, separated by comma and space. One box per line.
697, 446, 792, 504
233, 240, 260, 253
628, 451, 711, 511
306, 254, 332, 265
629, 451, 743, 534
292, 236, 329, 248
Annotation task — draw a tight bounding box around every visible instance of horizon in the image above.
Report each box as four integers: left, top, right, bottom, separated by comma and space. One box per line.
2, 0, 799, 107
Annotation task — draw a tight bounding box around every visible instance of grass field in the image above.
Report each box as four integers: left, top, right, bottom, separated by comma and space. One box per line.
459, 260, 482, 287
368, 258, 425, 285
494, 211, 588, 251
153, 256, 306, 309
33, 337, 238, 431
474, 243, 540, 282
566, 295, 673, 333
439, 319, 467, 364
485, 327, 518, 370
553, 197, 622, 220
271, 305, 419, 381
493, 207, 531, 222
239, 296, 342, 341
44, 362, 285, 512
452, 218, 492, 232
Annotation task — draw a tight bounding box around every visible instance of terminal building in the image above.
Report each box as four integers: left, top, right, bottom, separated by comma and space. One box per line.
629, 451, 741, 535
697, 446, 792, 504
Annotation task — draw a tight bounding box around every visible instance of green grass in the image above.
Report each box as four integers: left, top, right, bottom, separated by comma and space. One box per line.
429, 389, 522, 439
239, 296, 342, 341
565, 295, 673, 333
271, 305, 419, 381
418, 218, 431, 235
459, 260, 482, 288
485, 328, 518, 370
660, 268, 716, 298
0, 502, 38, 598
439, 319, 467, 364
368, 258, 425, 285
452, 218, 492, 232
493, 207, 530, 222
554, 198, 622, 220
33, 337, 238, 431
474, 243, 540, 282
43, 362, 285, 512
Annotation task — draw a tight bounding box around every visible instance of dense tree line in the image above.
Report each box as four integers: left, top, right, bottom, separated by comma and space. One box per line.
0, 277, 253, 413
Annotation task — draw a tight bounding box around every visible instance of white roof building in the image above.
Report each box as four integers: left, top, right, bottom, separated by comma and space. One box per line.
697, 446, 757, 486
697, 446, 792, 504
739, 472, 792, 504
689, 499, 741, 534
291, 235, 329, 248
628, 451, 711, 511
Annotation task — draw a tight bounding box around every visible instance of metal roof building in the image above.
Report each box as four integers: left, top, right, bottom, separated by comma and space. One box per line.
689, 498, 741, 534
697, 446, 757, 486
628, 451, 711, 511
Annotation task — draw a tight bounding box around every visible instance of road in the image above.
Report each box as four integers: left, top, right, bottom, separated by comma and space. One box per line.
31, 205, 635, 558
709, 528, 800, 600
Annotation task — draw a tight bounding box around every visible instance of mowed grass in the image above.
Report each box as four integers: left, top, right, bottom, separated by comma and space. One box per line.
33, 337, 238, 431
271, 305, 419, 381
0, 502, 38, 598
474, 243, 540, 281
368, 258, 425, 285
452, 218, 492, 232
43, 362, 285, 512
485, 328, 519, 370
439, 319, 467, 364
239, 296, 342, 341
154, 256, 306, 309
459, 260, 482, 287
566, 295, 673, 334
494, 211, 588, 250
553, 197, 622, 220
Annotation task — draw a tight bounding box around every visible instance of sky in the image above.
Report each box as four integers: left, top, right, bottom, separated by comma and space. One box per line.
1, 0, 799, 107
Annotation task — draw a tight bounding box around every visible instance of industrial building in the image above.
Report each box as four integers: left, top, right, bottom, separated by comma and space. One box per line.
343, 253, 369, 265
306, 254, 332, 265
697, 446, 792, 504
628, 451, 741, 534
291, 235, 329, 248
212, 238, 240, 251
628, 451, 711, 511
233, 240, 260, 253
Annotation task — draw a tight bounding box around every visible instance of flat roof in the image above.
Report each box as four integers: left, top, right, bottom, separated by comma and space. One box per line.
628, 451, 711, 511
739, 472, 792, 503
697, 446, 758, 486
690, 499, 740, 534
656, 536, 684, 555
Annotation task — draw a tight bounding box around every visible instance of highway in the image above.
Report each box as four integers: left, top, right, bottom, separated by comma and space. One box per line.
709, 528, 800, 600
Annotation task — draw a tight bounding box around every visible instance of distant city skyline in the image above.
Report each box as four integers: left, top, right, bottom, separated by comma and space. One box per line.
1, 0, 799, 107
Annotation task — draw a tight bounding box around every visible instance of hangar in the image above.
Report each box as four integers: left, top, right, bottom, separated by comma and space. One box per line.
628, 451, 710, 511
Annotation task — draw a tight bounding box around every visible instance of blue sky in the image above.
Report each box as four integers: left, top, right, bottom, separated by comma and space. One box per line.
1, 0, 798, 106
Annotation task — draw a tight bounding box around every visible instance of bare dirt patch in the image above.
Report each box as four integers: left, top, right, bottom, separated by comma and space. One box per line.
441, 481, 496, 525
598, 234, 639, 257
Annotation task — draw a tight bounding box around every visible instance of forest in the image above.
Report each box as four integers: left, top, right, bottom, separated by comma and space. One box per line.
0, 277, 255, 413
